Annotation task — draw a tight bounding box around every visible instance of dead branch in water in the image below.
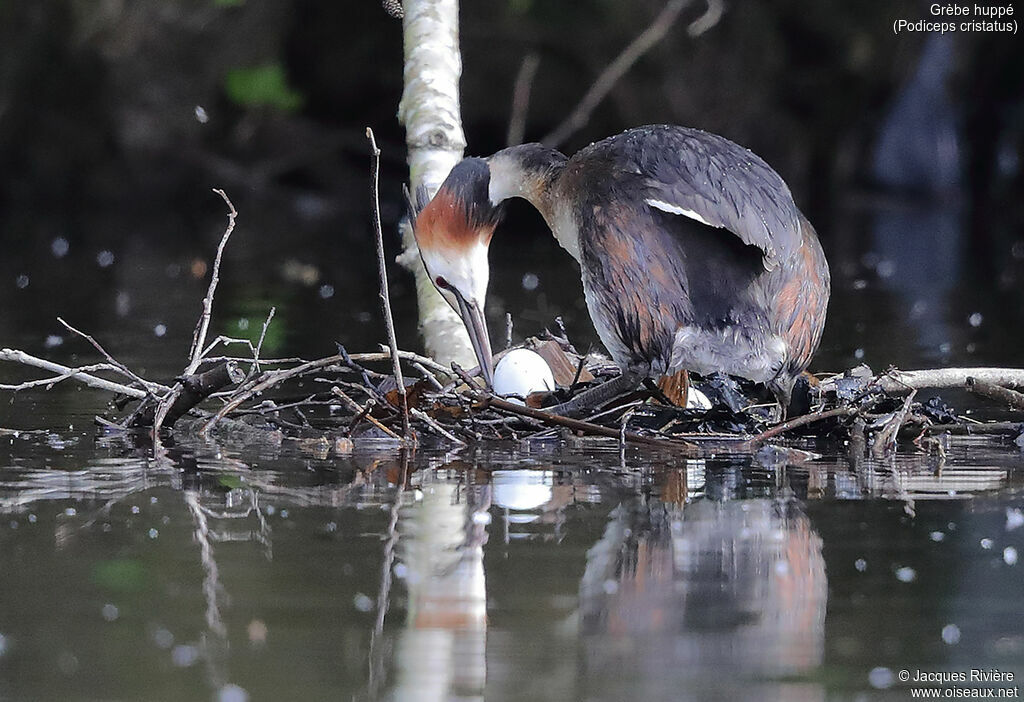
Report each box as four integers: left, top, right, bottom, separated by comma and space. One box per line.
966, 377, 1024, 410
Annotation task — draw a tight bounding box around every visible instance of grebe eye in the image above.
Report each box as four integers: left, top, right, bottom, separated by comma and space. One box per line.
435, 276, 450, 290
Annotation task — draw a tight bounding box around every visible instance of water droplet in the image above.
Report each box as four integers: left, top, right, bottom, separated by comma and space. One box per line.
219, 684, 249, 702
1006, 508, 1024, 531
51, 237, 70, 258
895, 566, 916, 583
869, 667, 895, 689
876, 260, 897, 278
171, 644, 199, 667
152, 628, 174, 649
942, 623, 961, 645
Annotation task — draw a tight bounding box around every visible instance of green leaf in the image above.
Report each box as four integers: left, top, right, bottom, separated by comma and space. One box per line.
224, 64, 304, 112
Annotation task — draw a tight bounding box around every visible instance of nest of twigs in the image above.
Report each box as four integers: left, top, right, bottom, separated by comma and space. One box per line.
4, 188, 1024, 458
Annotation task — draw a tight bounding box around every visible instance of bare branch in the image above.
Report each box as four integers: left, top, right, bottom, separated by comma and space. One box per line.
542, 0, 694, 148
506, 52, 541, 147
57, 317, 165, 395
188, 189, 238, 375
852, 367, 1024, 393
367, 127, 411, 440
1, 348, 149, 399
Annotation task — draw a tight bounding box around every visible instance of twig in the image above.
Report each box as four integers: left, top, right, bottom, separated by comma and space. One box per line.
188, 189, 238, 375
253, 306, 277, 372
965, 377, 1024, 410
331, 387, 403, 441
746, 406, 858, 446
357, 349, 451, 378
56, 317, 164, 395
542, 0, 693, 148
872, 390, 916, 458
408, 406, 466, 446
367, 127, 410, 440
0, 348, 149, 399
506, 52, 541, 147
505, 313, 514, 351
687, 0, 724, 36
154, 190, 238, 445
201, 354, 344, 434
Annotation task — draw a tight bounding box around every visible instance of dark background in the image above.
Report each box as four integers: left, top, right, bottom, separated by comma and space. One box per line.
1, 0, 1022, 379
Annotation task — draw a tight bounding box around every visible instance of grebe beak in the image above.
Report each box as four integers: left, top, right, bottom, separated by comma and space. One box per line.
452, 288, 494, 388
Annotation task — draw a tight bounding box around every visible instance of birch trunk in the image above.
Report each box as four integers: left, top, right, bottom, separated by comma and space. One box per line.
397, 0, 475, 368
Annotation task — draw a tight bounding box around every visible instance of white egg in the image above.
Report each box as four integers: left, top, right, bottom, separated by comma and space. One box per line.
686, 387, 712, 409
492, 470, 554, 512
492, 348, 555, 405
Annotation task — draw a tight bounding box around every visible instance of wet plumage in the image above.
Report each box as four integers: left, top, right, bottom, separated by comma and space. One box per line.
413, 125, 830, 410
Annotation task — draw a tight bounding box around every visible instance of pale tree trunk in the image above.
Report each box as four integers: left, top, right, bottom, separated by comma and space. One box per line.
396, 0, 475, 368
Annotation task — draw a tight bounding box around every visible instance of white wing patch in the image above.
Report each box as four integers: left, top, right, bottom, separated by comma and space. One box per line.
644, 198, 714, 227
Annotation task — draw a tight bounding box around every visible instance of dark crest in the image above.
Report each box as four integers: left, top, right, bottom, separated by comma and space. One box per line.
443, 158, 502, 230
405, 158, 502, 235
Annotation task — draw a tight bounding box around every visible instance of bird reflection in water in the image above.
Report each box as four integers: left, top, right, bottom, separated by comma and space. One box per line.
578, 462, 827, 702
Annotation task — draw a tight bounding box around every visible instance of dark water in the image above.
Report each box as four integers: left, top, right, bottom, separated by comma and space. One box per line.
1, 429, 1023, 701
